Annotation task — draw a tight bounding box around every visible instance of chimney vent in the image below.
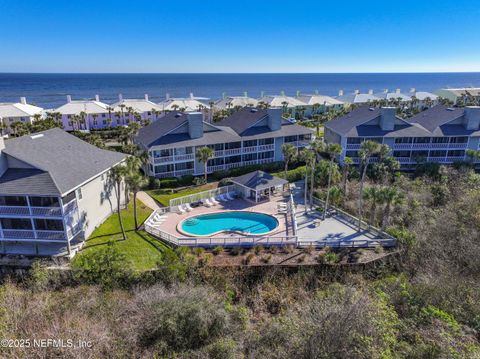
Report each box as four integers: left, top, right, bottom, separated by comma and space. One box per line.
19, 97, 27, 104
166, 93, 170, 100
368, 89, 373, 95
66, 95, 72, 103
144, 94, 149, 101
338, 89, 344, 96
95, 94, 100, 102
354, 89, 360, 95
118, 94, 123, 101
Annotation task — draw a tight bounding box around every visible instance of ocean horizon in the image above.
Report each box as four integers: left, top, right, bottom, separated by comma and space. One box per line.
1, 72, 480, 108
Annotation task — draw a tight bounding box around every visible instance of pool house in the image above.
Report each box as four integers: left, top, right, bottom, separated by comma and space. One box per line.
230, 170, 289, 202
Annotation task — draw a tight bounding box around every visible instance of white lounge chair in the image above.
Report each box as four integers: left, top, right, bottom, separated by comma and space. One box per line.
202, 199, 212, 207
177, 205, 186, 214
226, 192, 235, 200
219, 194, 228, 201
210, 197, 219, 205
185, 203, 193, 212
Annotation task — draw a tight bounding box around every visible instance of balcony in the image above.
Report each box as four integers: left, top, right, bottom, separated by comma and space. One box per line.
0, 229, 67, 241
207, 164, 226, 172
0, 205, 66, 217
175, 169, 195, 176
225, 162, 243, 169
174, 153, 194, 161
346, 144, 361, 150
214, 150, 224, 157
394, 142, 468, 150
153, 156, 174, 164
242, 146, 257, 154
224, 148, 242, 156
258, 144, 275, 152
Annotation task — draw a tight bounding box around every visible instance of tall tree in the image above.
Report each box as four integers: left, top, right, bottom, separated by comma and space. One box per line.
196, 146, 214, 182
380, 187, 404, 230
126, 173, 148, 230
300, 149, 315, 213
363, 186, 383, 226
323, 143, 342, 219
357, 140, 381, 231
110, 165, 128, 241
282, 143, 297, 177
342, 157, 353, 198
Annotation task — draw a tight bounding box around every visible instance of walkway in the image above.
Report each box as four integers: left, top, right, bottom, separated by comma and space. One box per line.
137, 191, 160, 210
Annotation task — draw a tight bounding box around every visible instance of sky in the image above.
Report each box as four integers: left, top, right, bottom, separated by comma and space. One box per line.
0, 0, 479, 73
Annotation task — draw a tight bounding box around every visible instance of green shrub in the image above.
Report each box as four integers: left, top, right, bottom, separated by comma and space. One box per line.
253, 245, 264, 255
262, 254, 272, 263
193, 247, 205, 257
244, 253, 255, 265
212, 246, 224, 255
230, 247, 242, 256
156, 250, 188, 285
303, 244, 314, 255
297, 254, 306, 263
323, 251, 339, 264
137, 285, 229, 353
178, 174, 194, 186
71, 243, 135, 289
386, 226, 416, 249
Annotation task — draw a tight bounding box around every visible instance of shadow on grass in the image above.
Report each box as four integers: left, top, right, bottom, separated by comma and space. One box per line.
136, 230, 170, 253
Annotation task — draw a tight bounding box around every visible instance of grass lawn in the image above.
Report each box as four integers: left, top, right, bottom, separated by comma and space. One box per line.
146, 183, 217, 207
80, 199, 171, 271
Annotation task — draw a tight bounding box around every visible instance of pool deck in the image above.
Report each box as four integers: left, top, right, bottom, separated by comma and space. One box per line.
153, 195, 293, 239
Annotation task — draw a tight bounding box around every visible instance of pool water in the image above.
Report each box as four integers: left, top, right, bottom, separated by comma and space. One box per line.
179, 211, 279, 236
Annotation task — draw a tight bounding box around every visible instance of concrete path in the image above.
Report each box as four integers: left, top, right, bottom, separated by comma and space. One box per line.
137, 191, 160, 210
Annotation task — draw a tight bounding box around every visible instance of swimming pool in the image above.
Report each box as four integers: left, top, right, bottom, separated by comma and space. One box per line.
178, 211, 279, 236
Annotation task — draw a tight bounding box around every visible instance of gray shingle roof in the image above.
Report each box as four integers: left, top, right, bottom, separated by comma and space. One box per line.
0, 169, 60, 196
408, 105, 464, 132
325, 106, 383, 136
135, 107, 314, 150
135, 112, 188, 147
216, 107, 267, 135
2, 128, 126, 195
231, 170, 288, 190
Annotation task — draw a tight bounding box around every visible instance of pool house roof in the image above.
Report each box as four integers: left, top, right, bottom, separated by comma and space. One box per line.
230, 170, 288, 191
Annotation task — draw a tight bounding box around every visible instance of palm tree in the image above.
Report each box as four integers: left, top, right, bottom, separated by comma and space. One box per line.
300, 149, 315, 213
341, 157, 353, 198
357, 140, 381, 231
91, 113, 98, 128
466, 149, 480, 166
110, 165, 128, 241
363, 186, 383, 225
196, 146, 214, 182
127, 122, 141, 144
208, 101, 215, 122
328, 186, 343, 207
281, 143, 297, 177
119, 104, 126, 125
79, 111, 87, 130
323, 143, 342, 219
380, 187, 404, 230
126, 172, 148, 230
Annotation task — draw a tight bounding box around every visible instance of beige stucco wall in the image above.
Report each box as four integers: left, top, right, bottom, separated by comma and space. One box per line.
75, 170, 126, 238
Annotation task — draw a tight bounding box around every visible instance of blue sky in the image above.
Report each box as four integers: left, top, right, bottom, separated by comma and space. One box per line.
0, 0, 479, 73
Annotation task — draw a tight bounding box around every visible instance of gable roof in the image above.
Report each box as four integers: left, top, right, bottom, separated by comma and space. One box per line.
231, 170, 288, 190
324, 106, 383, 136
0, 169, 60, 196
336, 93, 380, 104
411, 91, 438, 101
110, 98, 163, 113
135, 112, 189, 147
2, 128, 126, 195
408, 105, 465, 132
374, 91, 412, 102
258, 95, 306, 107
296, 94, 344, 106
158, 98, 209, 112
55, 100, 109, 115
215, 96, 259, 109
216, 107, 267, 135
0, 102, 43, 118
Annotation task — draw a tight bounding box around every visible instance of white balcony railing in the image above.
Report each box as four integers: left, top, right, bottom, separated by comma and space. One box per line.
175, 169, 195, 176
346, 144, 361, 150
242, 146, 257, 154
174, 153, 194, 161
207, 164, 225, 172
153, 156, 174, 164
395, 142, 468, 150
258, 144, 275, 152
224, 148, 242, 156
0, 205, 66, 217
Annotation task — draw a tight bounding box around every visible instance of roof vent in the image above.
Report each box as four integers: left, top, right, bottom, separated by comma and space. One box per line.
447, 107, 455, 111
250, 108, 258, 113
30, 134, 44, 140
174, 113, 183, 118
369, 107, 375, 111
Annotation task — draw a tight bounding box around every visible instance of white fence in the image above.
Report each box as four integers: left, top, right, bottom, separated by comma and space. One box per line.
169, 185, 235, 207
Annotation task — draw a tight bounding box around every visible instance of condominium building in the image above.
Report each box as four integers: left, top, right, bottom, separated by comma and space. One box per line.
110, 94, 164, 126
0, 128, 126, 257
0, 97, 44, 134
374, 89, 412, 102
336, 89, 380, 104
135, 107, 314, 178
324, 105, 480, 168
158, 93, 210, 113
408, 88, 438, 107
435, 87, 480, 104
295, 94, 344, 116
214, 95, 259, 110
56, 95, 110, 131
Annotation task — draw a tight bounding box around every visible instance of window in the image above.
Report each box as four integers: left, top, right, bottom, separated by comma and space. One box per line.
259, 138, 274, 145
243, 140, 257, 147
413, 137, 431, 143
103, 120, 107, 125
34, 218, 64, 231
259, 151, 274, 159
62, 192, 76, 204
346, 151, 359, 157
450, 137, 468, 143
76, 188, 83, 200
284, 135, 298, 143
243, 153, 257, 161
429, 150, 447, 157
447, 150, 465, 157
101, 113, 106, 118
225, 142, 241, 149
347, 137, 363, 144
1, 218, 32, 230
29, 196, 59, 207
0, 196, 27, 206
393, 151, 411, 157
148, 112, 151, 116
432, 137, 449, 143
175, 162, 194, 171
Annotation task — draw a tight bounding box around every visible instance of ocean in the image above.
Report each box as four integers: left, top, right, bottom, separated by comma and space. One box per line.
1, 73, 480, 109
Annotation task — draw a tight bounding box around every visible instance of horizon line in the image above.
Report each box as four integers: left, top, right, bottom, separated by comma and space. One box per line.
1, 71, 480, 75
